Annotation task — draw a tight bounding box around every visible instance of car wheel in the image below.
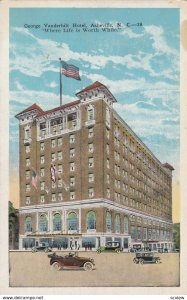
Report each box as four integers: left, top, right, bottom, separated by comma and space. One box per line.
115, 249, 121, 254
44, 248, 49, 253
139, 259, 144, 265
83, 262, 94, 271
133, 258, 138, 264
52, 262, 61, 270
155, 259, 160, 264
32, 249, 36, 253
97, 249, 101, 254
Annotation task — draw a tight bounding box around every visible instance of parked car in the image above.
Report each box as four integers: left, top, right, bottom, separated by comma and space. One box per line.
97, 241, 123, 253
158, 248, 168, 253
48, 252, 95, 271
133, 252, 161, 264
32, 242, 52, 253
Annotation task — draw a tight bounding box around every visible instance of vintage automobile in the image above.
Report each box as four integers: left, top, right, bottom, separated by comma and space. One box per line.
48, 252, 95, 271
133, 252, 161, 264
32, 242, 52, 253
96, 241, 123, 253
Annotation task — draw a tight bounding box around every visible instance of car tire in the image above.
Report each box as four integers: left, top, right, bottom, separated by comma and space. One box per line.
44, 248, 49, 253
139, 259, 144, 265
133, 258, 138, 264
155, 259, 160, 264
52, 262, 61, 270
115, 249, 121, 254
97, 249, 101, 254
83, 262, 94, 271
32, 249, 36, 253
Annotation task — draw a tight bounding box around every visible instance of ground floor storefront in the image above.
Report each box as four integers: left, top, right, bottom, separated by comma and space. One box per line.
19, 233, 131, 251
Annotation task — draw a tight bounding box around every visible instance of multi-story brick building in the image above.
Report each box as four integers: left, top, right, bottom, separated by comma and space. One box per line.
16, 81, 174, 251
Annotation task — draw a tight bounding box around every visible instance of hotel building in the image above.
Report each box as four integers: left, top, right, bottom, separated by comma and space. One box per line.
16, 81, 174, 251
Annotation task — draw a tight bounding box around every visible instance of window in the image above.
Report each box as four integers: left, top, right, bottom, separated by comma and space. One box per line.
52, 193, 56, 202
58, 151, 62, 160
106, 144, 110, 154
58, 193, 63, 201
148, 228, 152, 240
88, 173, 94, 182
106, 107, 111, 126
88, 143, 94, 153
106, 211, 112, 232
25, 216, 32, 232
39, 214, 48, 232
51, 153, 56, 162
26, 145, 30, 153
115, 214, 121, 233
124, 216, 129, 233
88, 187, 94, 198
70, 148, 75, 157
40, 142, 44, 151
40, 156, 44, 164
106, 158, 110, 169
26, 196, 30, 205
70, 176, 75, 186
106, 174, 110, 184
26, 170, 30, 180
58, 164, 62, 173
70, 162, 75, 171
40, 168, 45, 177
87, 105, 94, 121
106, 128, 110, 139
26, 184, 30, 192
51, 139, 56, 148
25, 128, 31, 139
107, 188, 110, 198
40, 182, 45, 191
26, 158, 30, 167
137, 227, 142, 240
53, 213, 62, 231
88, 157, 94, 168
58, 137, 62, 146
40, 195, 45, 203
143, 228, 147, 240
68, 212, 78, 231
70, 191, 75, 200
131, 226, 135, 240
88, 127, 94, 138
52, 181, 56, 189
87, 211, 96, 230
70, 134, 75, 143
58, 179, 62, 187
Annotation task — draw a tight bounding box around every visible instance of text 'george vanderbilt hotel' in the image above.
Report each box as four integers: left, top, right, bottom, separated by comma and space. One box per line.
16, 80, 174, 251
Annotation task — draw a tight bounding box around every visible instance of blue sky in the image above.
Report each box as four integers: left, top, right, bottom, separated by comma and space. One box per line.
9, 8, 180, 180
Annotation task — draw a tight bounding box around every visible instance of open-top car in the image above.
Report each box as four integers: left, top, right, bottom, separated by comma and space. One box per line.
32, 242, 52, 253
133, 252, 161, 264
48, 252, 95, 271
97, 241, 123, 253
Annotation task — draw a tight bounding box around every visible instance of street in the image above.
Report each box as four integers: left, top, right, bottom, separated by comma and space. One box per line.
9, 251, 179, 287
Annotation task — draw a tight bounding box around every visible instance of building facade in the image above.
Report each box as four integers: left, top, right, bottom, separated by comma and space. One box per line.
16, 81, 174, 251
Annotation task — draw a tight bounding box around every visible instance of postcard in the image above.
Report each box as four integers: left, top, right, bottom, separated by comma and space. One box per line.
0, 0, 187, 296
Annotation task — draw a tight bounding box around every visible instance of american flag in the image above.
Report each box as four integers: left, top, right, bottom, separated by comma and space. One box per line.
31, 169, 38, 189
60, 60, 81, 81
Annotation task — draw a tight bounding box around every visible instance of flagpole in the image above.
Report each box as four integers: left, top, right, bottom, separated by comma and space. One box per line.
59, 58, 62, 106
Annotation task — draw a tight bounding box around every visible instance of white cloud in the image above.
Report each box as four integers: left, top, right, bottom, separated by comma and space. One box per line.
10, 26, 178, 81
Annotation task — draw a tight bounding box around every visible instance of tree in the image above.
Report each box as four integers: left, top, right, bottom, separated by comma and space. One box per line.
173, 223, 180, 250
9, 201, 18, 249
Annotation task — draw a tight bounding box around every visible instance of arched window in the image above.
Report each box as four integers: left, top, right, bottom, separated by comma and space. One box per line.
53, 213, 62, 231
106, 211, 112, 232
39, 214, 48, 232
68, 212, 78, 231
115, 214, 121, 233
87, 211, 96, 230
124, 216, 129, 233
25, 216, 32, 232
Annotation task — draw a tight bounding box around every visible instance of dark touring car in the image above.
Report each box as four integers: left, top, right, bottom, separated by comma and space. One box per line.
48, 252, 95, 271
96, 241, 123, 253
133, 252, 161, 264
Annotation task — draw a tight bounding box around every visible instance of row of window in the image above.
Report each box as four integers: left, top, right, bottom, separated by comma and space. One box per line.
24, 211, 127, 233
24, 211, 172, 241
